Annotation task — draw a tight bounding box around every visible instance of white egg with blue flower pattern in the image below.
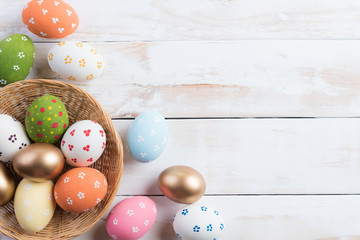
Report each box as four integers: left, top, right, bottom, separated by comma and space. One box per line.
173, 204, 225, 240
127, 111, 168, 163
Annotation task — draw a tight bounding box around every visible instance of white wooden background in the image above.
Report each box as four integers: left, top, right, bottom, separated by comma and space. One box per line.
2, 0, 360, 239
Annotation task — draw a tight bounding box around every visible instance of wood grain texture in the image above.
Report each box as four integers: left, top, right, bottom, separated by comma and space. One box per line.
76, 195, 360, 240
1, 0, 360, 239
4, 118, 360, 239
22, 41, 360, 117
1, 0, 360, 41
115, 118, 360, 195
3, 195, 360, 240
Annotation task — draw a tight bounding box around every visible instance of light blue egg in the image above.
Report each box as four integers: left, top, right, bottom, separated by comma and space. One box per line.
127, 111, 168, 163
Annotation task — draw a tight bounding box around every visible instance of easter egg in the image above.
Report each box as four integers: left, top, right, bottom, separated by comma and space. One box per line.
0, 162, 15, 205
0, 34, 35, 87
0, 114, 31, 163
25, 95, 69, 144
22, 0, 79, 39
13, 143, 64, 182
127, 111, 168, 162
48, 41, 104, 81
106, 196, 157, 240
61, 120, 106, 167
158, 166, 206, 204
173, 204, 225, 240
54, 167, 108, 213
14, 179, 56, 233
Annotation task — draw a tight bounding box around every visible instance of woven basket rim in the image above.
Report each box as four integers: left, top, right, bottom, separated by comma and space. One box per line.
0, 79, 124, 239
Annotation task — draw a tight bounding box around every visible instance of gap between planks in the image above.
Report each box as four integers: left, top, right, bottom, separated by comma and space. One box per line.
3, 0, 360, 41
113, 118, 360, 195
75, 195, 360, 240
115, 194, 360, 197
112, 117, 360, 120
29, 39, 360, 43
27, 41, 360, 117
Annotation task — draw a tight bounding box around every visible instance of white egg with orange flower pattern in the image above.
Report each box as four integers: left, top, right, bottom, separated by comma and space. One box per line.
61, 120, 106, 167
48, 41, 104, 82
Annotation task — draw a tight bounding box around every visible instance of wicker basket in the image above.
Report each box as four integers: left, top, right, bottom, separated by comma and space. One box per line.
0, 79, 123, 239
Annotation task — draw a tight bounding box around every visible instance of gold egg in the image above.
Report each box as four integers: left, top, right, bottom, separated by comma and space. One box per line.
0, 162, 15, 205
158, 165, 206, 204
13, 143, 64, 182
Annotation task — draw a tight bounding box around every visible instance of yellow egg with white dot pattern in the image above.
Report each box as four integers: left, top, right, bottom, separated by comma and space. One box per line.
14, 179, 56, 233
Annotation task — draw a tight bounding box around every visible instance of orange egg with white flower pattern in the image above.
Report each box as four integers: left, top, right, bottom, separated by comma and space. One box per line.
54, 167, 108, 213
22, 0, 79, 39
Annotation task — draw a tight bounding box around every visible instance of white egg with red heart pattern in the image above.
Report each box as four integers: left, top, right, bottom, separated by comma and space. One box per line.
60, 120, 106, 167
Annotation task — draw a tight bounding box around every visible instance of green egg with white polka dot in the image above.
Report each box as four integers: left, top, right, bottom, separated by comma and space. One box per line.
25, 95, 69, 144
0, 34, 35, 87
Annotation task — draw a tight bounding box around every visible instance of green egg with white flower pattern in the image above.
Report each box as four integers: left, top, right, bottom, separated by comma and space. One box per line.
25, 95, 69, 144
0, 34, 35, 87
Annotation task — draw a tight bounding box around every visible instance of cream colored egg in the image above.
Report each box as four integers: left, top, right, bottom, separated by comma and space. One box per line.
14, 179, 56, 233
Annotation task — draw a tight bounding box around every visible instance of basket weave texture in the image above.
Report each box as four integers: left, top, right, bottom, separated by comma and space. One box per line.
0, 79, 123, 239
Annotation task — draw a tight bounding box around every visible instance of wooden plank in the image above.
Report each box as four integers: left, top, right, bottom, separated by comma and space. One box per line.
20, 41, 360, 117
115, 118, 360, 195
2, 195, 360, 239
2, 0, 360, 41
75, 195, 360, 240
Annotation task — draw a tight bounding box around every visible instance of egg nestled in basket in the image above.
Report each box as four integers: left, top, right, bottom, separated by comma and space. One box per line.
54, 167, 108, 213
0, 162, 16, 206
0, 79, 123, 239
14, 179, 56, 233
13, 143, 65, 182
25, 95, 69, 144
61, 120, 106, 167
0, 114, 31, 163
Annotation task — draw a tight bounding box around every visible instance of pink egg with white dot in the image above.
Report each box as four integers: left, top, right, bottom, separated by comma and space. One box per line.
106, 196, 157, 240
